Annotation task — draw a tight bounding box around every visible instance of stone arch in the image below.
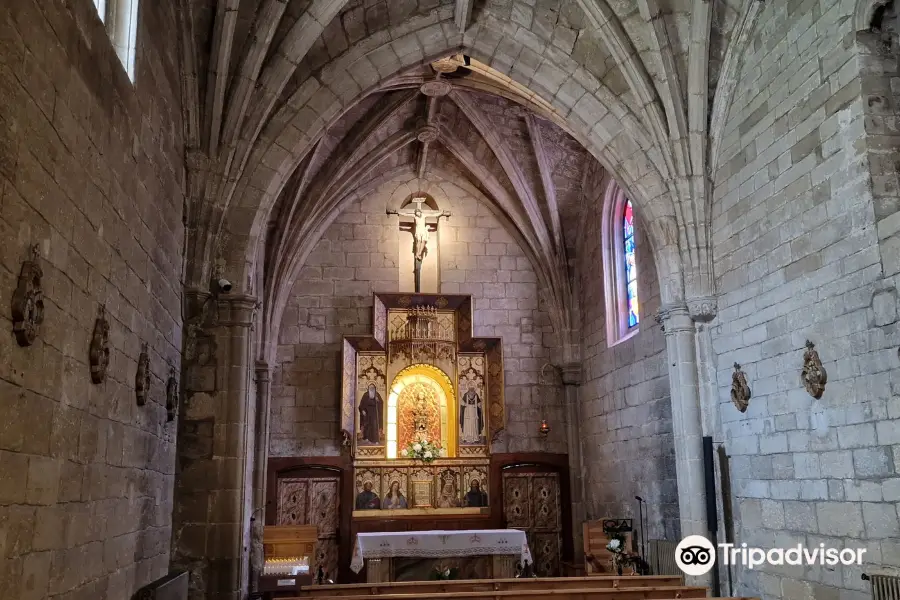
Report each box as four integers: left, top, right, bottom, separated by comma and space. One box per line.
212, 15, 687, 310
855, 0, 894, 31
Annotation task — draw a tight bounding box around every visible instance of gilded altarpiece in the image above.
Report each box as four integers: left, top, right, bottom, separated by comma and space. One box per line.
339, 294, 504, 518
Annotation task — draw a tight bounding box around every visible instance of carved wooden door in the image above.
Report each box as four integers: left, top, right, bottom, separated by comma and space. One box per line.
502, 472, 561, 576
277, 477, 341, 579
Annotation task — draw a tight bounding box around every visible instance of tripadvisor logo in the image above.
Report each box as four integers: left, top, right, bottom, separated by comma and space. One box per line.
675, 535, 716, 576
674, 535, 868, 576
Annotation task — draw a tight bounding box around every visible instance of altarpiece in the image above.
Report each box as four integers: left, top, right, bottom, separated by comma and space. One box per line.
341, 293, 505, 517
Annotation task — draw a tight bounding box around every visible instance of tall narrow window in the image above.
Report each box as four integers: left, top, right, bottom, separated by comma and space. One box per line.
108, 0, 140, 81
601, 181, 640, 346
623, 200, 639, 327
92, 0, 108, 23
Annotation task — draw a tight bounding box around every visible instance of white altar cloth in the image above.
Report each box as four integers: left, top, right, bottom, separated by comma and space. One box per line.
350, 529, 532, 573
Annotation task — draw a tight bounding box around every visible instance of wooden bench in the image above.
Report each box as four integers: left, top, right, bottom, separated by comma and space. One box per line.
297, 576, 685, 597
288, 587, 728, 600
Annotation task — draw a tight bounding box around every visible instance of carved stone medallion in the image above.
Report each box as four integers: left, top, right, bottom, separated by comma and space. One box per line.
420, 80, 452, 97
730, 363, 751, 413
11, 245, 44, 347
165, 366, 179, 421
801, 340, 827, 399
136, 343, 151, 406
89, 305, 110, 384
417, 125, 439, 143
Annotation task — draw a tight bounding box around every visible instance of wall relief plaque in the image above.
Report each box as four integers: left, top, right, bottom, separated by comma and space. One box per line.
801, 340, 827, 399
136, 343, 151, 406
166, 366, 179, 421
89, 305, 110, 384
11, 245, 44, 347
730, 363, 751, 413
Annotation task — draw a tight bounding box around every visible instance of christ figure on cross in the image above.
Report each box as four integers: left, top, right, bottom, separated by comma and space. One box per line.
387, 198, 451, 292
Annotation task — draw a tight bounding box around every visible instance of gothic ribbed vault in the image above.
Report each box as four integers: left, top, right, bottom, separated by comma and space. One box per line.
175, 0, 763, 359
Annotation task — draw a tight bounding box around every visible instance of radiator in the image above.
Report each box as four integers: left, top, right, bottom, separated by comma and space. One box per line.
865, 573, 900, 600
648, 539, 679, 576
134, 571, 189, 600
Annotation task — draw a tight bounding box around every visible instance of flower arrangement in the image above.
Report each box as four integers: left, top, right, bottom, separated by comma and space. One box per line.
400, 438, 443, 462
429, 566, 459, 580
602, 533, 647, 575
606, 534, 628, 574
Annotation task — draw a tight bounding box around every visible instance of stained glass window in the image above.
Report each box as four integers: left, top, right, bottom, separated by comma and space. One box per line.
623, 200, 639, 327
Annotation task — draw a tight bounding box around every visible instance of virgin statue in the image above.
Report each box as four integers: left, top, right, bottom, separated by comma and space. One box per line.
412, 390, 430, 440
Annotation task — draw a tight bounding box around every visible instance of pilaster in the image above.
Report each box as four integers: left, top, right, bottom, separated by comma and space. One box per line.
559, 361, 586, 563
173, 292, 258, 600
250, 361, 271, 593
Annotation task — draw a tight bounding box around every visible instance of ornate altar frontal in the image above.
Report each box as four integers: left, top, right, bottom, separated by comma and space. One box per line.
341, 294, 504, 517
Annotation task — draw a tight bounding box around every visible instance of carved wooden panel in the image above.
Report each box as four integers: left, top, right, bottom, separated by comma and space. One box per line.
531, 532, 561, 577
532, 475, 561, 530
316, 538, 340, 580
503, 475, 530, 528
502, 472, 561, 577
276, 476, 341, 579
277, 479, 309, 525
308, 479, 340, 536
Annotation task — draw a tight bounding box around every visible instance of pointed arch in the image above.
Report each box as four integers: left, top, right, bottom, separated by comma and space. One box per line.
602, 180, 641, 346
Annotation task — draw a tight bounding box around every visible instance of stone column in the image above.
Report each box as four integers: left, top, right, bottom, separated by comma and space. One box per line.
560, 362, 586, 563
656, 303, 711, 588
250, 361, 271, 593
173, 292, 258, 600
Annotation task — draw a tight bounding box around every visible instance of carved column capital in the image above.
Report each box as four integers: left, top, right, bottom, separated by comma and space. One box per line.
560, 362, 583, 386
217, 294, 259, 327
655, 303, 694, 334
183, 287, 212, 310
687, 296, 718, 323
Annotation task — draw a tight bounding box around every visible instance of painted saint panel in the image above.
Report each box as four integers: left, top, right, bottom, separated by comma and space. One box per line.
458, 355, 486, 446
356, 355, 387, 455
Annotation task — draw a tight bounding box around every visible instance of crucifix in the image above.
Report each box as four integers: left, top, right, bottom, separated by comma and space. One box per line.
387, 198, 451, 293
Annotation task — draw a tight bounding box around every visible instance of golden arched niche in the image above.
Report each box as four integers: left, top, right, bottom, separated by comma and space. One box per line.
386, 364, 457, 458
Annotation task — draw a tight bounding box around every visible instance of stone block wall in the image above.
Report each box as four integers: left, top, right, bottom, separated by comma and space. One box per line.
0, 2, 184, 599
711, 0, 900, 597
574, 177, 679, 542
270, 173, 567, 457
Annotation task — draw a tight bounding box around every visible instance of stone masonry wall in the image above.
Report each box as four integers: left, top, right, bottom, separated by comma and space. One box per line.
574, 177, 679, 543
270, 172, 567, 457
0, 2, 184, 599
711, 0, 900, 598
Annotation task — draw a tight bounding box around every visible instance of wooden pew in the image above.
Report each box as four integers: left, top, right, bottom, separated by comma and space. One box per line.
297, 575, 684, 597
289, 587, 715, 600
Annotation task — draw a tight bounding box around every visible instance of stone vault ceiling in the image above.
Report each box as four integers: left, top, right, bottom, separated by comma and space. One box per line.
260, 57, 591, 344
177, 0, 762, 358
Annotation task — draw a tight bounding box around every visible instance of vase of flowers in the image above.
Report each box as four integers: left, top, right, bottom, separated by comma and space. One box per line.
606, 534, 626, 575
401, 438, 443, 462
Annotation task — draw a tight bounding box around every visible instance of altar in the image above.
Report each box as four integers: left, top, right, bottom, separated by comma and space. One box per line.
268, 293, 567, 584
351, 530, 532, 582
